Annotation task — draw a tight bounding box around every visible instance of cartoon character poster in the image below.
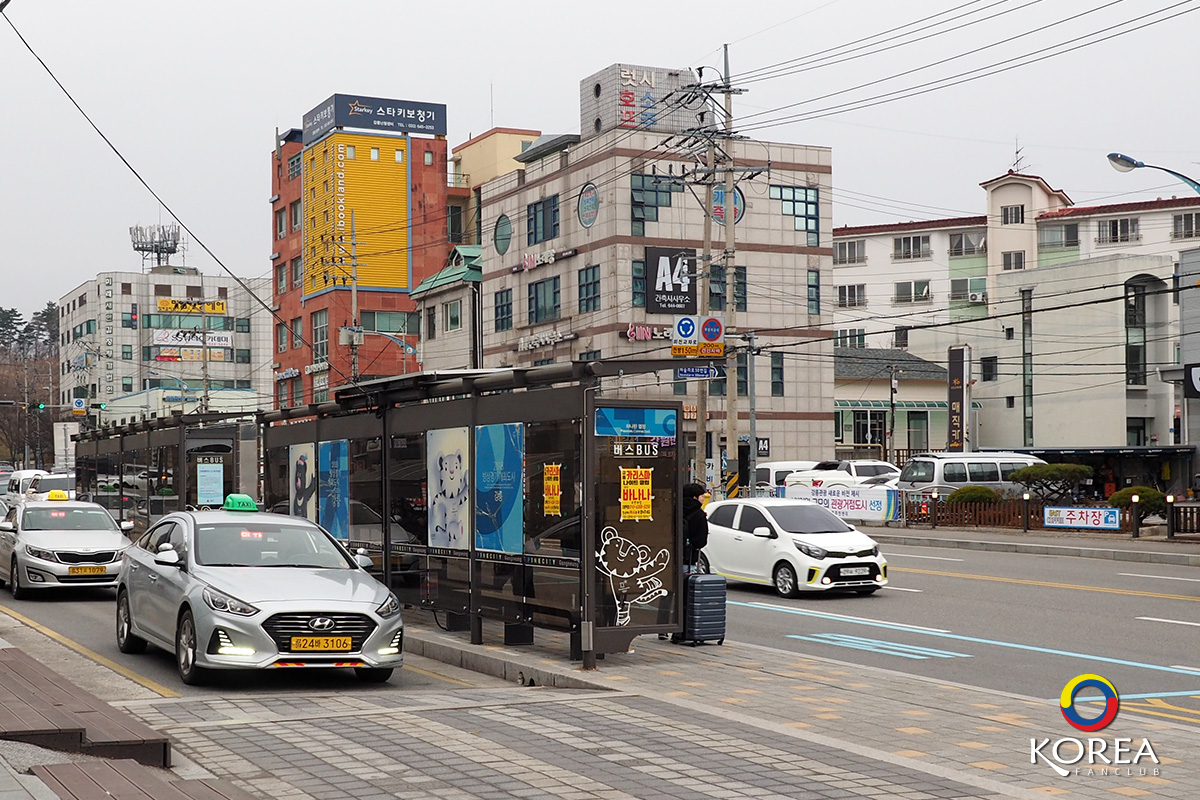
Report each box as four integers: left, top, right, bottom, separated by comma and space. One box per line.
474, 423, 524, 554
318, 439, 349, 540
427, 427, 470, 550
289, 443, 317, 522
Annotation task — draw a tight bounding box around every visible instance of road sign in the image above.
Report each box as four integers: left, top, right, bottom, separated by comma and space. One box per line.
72, 398, 86, 416
675, 366, 723, 380
672, 315, 699, 357
699, 316, 725, 357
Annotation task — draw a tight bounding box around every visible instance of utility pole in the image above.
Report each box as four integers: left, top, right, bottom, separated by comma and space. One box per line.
694, 140, 716, 488
721, 43, 741, 498
350, 211, 360, 382
21, 362, 29, 469
745, 330, 758, 492
199, 273, 211, 414
887, 364, 898, 464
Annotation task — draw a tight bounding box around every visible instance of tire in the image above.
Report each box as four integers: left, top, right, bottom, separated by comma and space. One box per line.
856, 587, 879, 595
10, 557, 26, 600
355, 667, 393, 683
175, 609, 206, 685
695, 553, 710, 575
116, 590, 147, 654
773, 562, 800, 598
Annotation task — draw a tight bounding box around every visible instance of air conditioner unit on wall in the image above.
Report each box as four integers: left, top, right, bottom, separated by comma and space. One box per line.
968, 292, 987, 303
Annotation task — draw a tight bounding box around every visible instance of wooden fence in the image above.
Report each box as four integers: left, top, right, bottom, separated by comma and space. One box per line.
905, 498, 1133, 532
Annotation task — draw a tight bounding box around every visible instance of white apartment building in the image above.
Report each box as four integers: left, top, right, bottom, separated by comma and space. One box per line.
58, 266, 271, 420
833, 171, 1200, 452
419, 63, 836, 472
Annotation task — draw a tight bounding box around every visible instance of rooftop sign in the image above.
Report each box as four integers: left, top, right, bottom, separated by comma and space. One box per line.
303, 94, 447, 144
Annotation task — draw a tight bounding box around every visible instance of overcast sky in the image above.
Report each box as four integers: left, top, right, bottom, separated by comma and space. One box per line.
1, 0, 1196, 318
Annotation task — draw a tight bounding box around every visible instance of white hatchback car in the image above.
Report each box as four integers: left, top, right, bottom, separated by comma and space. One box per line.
702, 498, 887, 597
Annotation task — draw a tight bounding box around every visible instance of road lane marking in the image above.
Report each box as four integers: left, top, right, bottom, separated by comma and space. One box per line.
892, 566, 1200, 603
883, 586, 923, 593
0, 605, 180, 698
729, 600, 1200, 677
1044, 689, 1200, 701
885, 554, 964, 562
1120, 572, 1200, 583
1172, 665, 1200, 673
1136, 616, 1200, 627
789, 633, 972, 660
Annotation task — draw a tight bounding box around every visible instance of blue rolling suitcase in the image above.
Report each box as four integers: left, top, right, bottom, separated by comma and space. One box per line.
672, 572, 726, 646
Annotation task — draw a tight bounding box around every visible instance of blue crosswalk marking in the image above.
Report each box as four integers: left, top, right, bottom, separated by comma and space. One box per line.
788, 633, 973, 660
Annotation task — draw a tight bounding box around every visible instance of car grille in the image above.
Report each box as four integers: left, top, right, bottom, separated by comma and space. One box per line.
824, 548, 876, 559
55, 574, 117, 584
261, 613, 377, 653
828, 562, 882, 583
55, 551, 118, 564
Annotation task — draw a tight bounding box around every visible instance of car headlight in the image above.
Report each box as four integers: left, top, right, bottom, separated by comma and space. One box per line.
202, 587, 259, 617
872, 545, 880, 557
793, 540, 827, 560
25, 545, 57, 563
376, 593, 402, 619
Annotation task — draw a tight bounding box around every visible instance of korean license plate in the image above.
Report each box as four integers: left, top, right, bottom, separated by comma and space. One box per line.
290, 636, 352, 652
841, 566, 871, 577
68, 566, 107, 575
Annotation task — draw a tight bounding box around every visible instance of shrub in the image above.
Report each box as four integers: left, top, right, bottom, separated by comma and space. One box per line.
1009, 463, 1094, 501
946, 485, 1002, 504
1108, 486, 1165, 521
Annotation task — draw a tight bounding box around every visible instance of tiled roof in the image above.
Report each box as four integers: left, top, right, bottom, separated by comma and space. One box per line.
834, 216, 986, 237
1038, 195, 1200, 220
834, 348, 947, 381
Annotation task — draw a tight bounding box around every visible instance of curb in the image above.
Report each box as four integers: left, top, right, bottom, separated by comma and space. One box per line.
873, 533, 1200, 566
404, 628, 611, 691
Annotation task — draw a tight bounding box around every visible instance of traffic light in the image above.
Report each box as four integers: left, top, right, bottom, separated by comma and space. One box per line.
36, 403, 45, 410
90, 402, 106, 410
130, 303, 138, 330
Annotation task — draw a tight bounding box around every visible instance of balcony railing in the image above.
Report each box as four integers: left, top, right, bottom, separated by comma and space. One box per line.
1096, 233, 1142, 245
892, 250, 932, 261
448, 173, 471, 188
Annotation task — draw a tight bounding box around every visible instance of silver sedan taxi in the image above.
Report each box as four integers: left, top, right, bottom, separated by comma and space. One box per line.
0, 492, 135, 598
115, 494, 404, 685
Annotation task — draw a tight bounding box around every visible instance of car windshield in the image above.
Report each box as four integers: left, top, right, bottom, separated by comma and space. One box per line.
37, 476, 75, 491
768, 505, 852, 534
194, 522, 353, 569
23, 507, 119, 532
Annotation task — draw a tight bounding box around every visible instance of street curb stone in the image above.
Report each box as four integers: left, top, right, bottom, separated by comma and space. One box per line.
404, 630, 610, 691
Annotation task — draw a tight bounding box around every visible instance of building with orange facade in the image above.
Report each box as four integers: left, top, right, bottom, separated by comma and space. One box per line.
268, 94, 451, 408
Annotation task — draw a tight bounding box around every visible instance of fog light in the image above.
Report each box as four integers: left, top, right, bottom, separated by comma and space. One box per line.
378, 630, 403, 656
214, 629, 255, 657
27, 570, 45, 583
821, 576, 832, 585
378, 647, 400, 656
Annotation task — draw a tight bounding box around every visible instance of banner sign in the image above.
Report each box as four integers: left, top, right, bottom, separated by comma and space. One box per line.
156, 299, 226, 314
947, 345, 971, 452
1044, 507, 1120, 530
303, 93, 447, 144
152, 329, 233, 348
784, 484, 901, 522
645, 246, 697, 315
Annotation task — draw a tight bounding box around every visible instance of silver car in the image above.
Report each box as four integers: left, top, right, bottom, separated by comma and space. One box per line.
115, 495, 404, 685
0, 496, 136, 598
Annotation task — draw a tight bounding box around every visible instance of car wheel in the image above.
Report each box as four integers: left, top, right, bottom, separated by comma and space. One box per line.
355, 667, 393, 683
773, 562, 800, 598
856, 587, 879, 595
695, 554, 710, 575
175, 609, 206, 685
116, 590, 147, 654
10, 557, 26, 600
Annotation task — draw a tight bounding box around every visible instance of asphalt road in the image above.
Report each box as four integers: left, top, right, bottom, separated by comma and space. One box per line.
722, 543, 1200, 728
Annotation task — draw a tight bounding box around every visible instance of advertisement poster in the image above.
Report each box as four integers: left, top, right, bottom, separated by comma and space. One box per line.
644, 246, 697, 315
318, 439, 350, 540
784, 484, 899, 522
619, 466, 654, 521
427, 427, 471, 549
195, 463, 224, 507
288, 443, 317, 521
474, 423, 524, 553
543, 464, 562, 517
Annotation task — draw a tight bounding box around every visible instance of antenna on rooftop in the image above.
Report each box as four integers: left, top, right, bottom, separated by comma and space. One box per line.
1011, 137, 1027, 173
129, 223, 183, 270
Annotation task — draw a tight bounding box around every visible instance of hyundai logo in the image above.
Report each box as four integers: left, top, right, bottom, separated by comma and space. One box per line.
308, 617, 335, 632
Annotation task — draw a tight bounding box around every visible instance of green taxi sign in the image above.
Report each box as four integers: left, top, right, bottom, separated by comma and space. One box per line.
222, 494, 259, 512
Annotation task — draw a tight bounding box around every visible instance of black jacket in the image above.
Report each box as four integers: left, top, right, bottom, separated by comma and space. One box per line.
682, 497, 709, 563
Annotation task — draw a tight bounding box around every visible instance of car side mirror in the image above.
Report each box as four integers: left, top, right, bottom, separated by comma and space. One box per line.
355, 554, 374, 568
753, 526, 776, 539
0, 521, 12, 532
119, 520, 135, 532
154, 549, 181, 568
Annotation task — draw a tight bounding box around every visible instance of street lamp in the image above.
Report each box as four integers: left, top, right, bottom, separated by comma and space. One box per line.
1167, 494, 1176, 540
1022, 492, 1031, 532
1130, 493, 1141, 539
1107, 153, 1200, 196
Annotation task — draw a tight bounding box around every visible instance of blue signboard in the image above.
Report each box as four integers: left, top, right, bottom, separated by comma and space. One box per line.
1044, 507, 1120, 531
318, 439, 350, 540
303, 94, 448, 144
594, 407, 677, 439
675, 366, 723, 380
474, 424, 525, 554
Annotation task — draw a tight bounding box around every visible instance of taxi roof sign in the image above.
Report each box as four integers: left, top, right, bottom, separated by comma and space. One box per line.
222, 494, 259, 512
46, 490, 70, 501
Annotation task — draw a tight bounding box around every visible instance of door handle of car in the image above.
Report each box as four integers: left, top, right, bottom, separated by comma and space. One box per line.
147, 573, 157, 582
733, 535, 744, 541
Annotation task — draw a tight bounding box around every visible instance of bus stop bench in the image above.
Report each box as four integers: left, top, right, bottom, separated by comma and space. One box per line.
0, 648, 170, 767
33, 760, 260, 800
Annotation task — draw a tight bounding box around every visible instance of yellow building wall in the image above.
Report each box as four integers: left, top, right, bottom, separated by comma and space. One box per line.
302, 131, 410, 293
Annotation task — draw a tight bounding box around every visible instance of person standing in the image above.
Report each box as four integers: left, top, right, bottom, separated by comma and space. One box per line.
682, 483, 710, 569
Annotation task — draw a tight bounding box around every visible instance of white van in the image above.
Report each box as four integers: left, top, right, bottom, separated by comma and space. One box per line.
3, 469, 48, 506
896, 452, 1045, 497
754, 461, 818, 490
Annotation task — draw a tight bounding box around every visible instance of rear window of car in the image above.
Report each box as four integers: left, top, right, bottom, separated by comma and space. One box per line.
1001, 462, 1026, 479
36, 475, 76, 491
900, 460, 934, 482
708, 504, 737, 528
967, 462, 1000, 482
768, 504, 852, 534
943, 463, 968, 483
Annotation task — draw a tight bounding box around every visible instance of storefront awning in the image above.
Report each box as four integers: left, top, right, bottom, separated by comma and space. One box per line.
834, 400, 982, 409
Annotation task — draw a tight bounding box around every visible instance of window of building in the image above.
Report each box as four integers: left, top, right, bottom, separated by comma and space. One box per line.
277, 380, 288, 408
893, 280, 931, 303
370, 147, 379, 161
1126, 283, 1147, 386
493, 290, 513, 332
276, 263, 287, 294
218, 287, 227, 300
837, 284, 866, 307
235, 349, 251, 364
769, 185, 820, 247
578, 265, 601, 313
527, 196, 560, 245
290, 377, 303, 407
425, 307, 436, 340
834, 329, 866, 348
290, 257, 302, 290
711, 372, 726, 396
493, 214, 512, 255
290, 317, 302, 349
121, 377, 133, 393
632, 260, 647, 308
275, 208, 286, 240
142, 346, 151, 361
276, 323, 288, 353
394, 150, 404, 163
533, 357, 554, 366
361, 310, 417, 334
1005, 326, 1015, 340
894, 326, 909, 348
709, 265, 726, 311
949, 230, 986, 256
1002, 251, 1025, 271
345, 145, 355, 159
1038, 223, 1079, 249
184, 284, 202, 299
981, 356, 998, 381
1173, 212, 1200, 240
121, 344, 133, 360
311, 309, 328, 363
630, 174, 681, 237
579, 350, 601, 362
443, 300, 462, 332
313, 373, 329, 404
673, 380, 687, 396
287, 153, 301, 180
893, 235, 931, 260
447, 205, 463, 244
121, 313, 134, 329
1099, 217, 1140, 244
424, 150, 433, 166
290, 200, 302, 232
121, 282, 132, 295
807, 269, 820, 314
771, 353, 784, 396
528, 276, 561, 324
833, 239, 866, 265
949, 277, 988, 301
1006, 396, 1016, 408
853, 410, 886, 445
154, 284, 171, 297
1001, 205, 1025, 225
736, 352, 748, 397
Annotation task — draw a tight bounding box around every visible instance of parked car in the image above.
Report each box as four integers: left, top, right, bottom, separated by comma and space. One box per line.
116, 494, 404, 685
2, 469, 48, 507
784, 459, 900, 489
26, 473, 77, 502
754, 461, 819, 490
0, 492, 136, 598
896, 452, 1046, 498
701, 498, 887, 597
